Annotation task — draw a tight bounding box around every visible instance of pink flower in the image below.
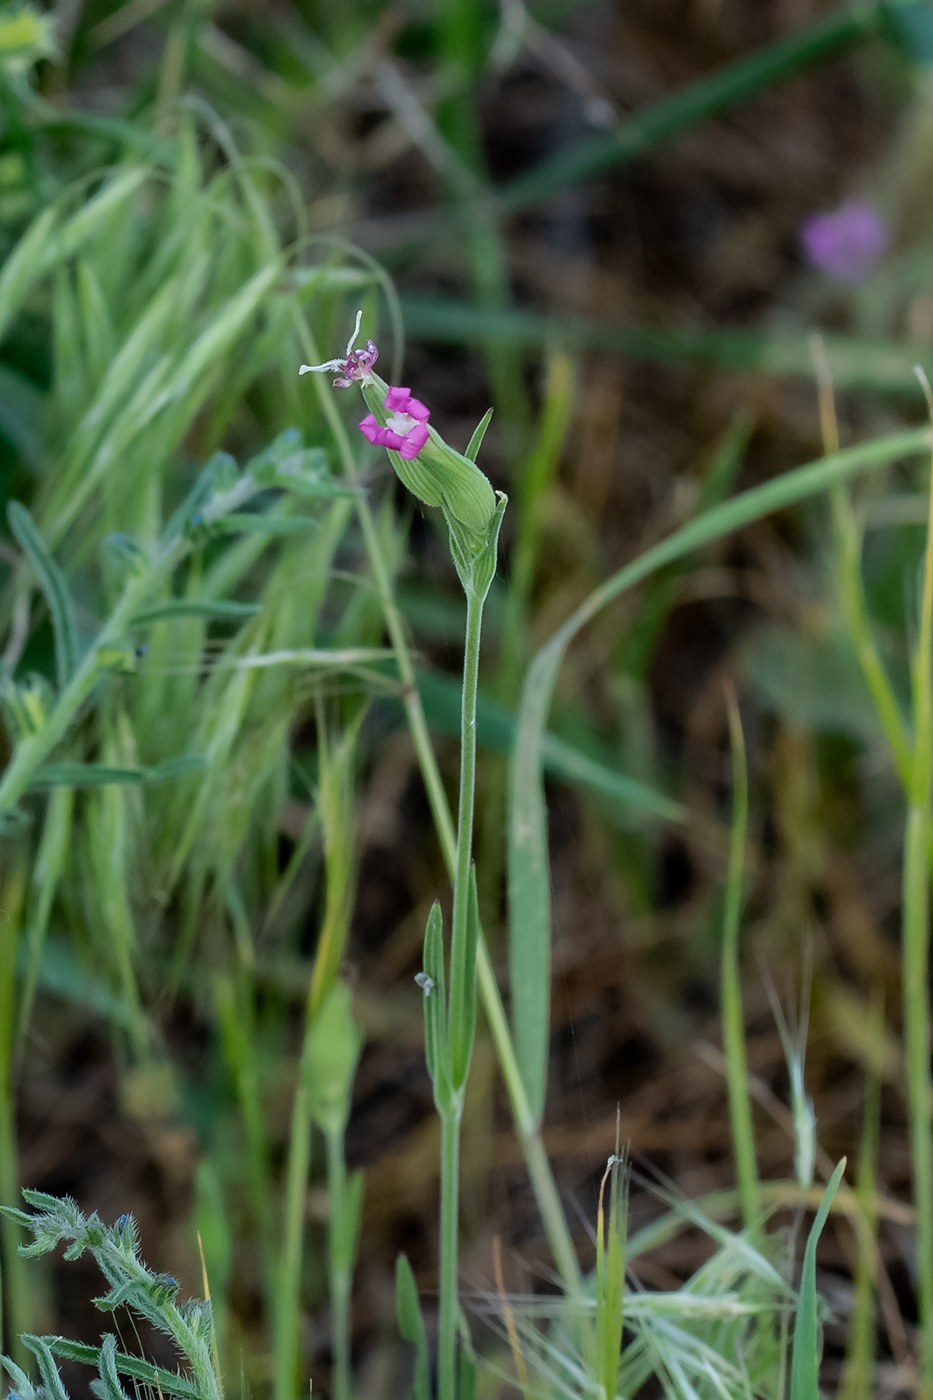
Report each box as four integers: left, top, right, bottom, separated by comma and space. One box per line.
800, 200, 888, 283
359, 386, 431, 461
299, 309, 379, 387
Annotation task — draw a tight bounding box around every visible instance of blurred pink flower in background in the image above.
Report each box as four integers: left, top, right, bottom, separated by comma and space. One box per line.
800, 200, 888, 282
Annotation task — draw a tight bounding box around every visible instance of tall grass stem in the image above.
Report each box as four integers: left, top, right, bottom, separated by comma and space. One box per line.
325, 1129, 353, 1400
274, 1086, 312, 1400
902, 373, 933, 1391
721, 690, 759, 1231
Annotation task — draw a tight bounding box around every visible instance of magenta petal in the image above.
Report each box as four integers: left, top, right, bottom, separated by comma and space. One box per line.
399, 424, 430, 459
358, 414, 380, 445
383, 386, 412, 412
405, 396, 430, 423
359, 416, 403, 449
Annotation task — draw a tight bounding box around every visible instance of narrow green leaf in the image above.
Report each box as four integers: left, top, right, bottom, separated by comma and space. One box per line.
395, 1255, 430, 1400
458, 1349, 476, 1400
30, 756, 204, 789
790, 1159, 846, 1400
208, 514, 319, 535
132, 600, 261, 624
20, 1337, 69, 1400
395, 1254, 425, 1400
721, 697, 759, 1231
0, 205, 58, 346
8, 501, 81, 690
421, 902, 451, 1105
464, 409, 493, 463
94, 1335, 130, 1400
144, 755, 206, 782
400, 292, 933, 396
1, 1353, 40, 1400
42, 1338, 200, 1400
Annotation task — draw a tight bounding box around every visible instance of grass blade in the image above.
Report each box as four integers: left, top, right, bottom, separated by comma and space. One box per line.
400, 292, 933, 396
790, 1159, 846, 1400
396, 1255, 430, 1400
131, 600, 261, 624
8, 502, 81, 690
30, 757, 204, 788
721, 692, 759, 1232
902, 373, 933, 1386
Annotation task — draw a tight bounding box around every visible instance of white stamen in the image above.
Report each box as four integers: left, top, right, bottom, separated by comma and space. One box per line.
345, 308, 363, 359
298, 311, 366, 377
299, 359, 342, 375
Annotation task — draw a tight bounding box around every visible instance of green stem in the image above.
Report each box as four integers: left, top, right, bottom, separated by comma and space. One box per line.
0, 862, 27, 1366
721, 698, 759, 1232
841, 1001, 882, 1400
274, 1085, 312, 1400
326, 1129, 352, 1400
437, 581, 486, 1400
831, 486, 912, 789
214, 975, 277, 1330
438, 1109, 462, 1400
905, 444, 933, 1394
449, 589, 483, 1080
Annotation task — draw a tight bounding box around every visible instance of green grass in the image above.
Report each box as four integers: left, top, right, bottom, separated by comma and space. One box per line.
3, 1, 933, 1397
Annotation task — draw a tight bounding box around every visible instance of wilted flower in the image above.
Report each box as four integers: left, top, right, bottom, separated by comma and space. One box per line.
800, 200, 888, 283
359, 385, 431, 461
299, 309, 378, 387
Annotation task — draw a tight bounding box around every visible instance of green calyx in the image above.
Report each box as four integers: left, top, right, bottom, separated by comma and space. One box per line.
448, 490, 508, 602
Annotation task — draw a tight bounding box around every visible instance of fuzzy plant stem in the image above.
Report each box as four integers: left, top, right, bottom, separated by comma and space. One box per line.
439, 585, 484, 1400
296, 312, 582, 1297
438, 1110, 462, 1400
450, 588, 483, 1067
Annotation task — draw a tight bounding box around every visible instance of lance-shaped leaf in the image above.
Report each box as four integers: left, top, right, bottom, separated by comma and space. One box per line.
421, 901, 452, 1110
396, 1255, 430, 1400
790, 1159, 846, 1400
8, 502, 81, 690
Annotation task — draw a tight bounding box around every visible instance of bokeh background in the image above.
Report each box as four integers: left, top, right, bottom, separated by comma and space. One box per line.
3, 0, 933, 1395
